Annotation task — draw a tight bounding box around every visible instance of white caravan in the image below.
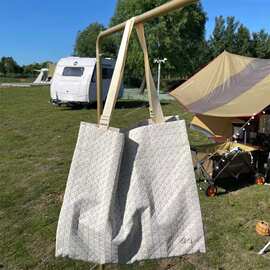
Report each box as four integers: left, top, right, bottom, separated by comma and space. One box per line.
50, 57, 123, 105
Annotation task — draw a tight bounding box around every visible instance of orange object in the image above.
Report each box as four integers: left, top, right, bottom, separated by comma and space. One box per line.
256, 221, 270, 236
206, 186, 218, 197
255, 176, 266, 185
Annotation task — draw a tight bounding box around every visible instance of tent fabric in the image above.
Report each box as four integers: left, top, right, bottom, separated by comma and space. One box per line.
191, 115, 245, 140
193, 141, 259, 155
171, 51, 270, 117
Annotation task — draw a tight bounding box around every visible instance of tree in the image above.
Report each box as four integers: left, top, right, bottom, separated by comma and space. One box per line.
0, 61, 4, 75
74, 22, 117, 58
209, 16, 241, 57
0, 57, 21, 75
209, 16, 270, 59
208, 16, 226, 57
110, 0, 207, 86
251, 30, 270, 58
235, 24, 251, 56
22, 61, 52, 76
224, 16, 239, 52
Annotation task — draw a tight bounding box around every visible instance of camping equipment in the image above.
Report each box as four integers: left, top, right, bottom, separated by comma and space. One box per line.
171, 51, 270, 193
257, 221, 270, 255
171, 51, 270, 142
56, 0, 205, 266
192, 142, 260, 196
256, 221, 270, 236
171, 51, 270, 118
259, 241, 270, 255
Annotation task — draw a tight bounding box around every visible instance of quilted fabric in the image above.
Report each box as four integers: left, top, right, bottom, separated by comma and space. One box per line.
56, 119, 205, 264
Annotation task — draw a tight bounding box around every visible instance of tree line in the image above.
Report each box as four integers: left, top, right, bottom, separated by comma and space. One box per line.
74, 0, 270, 88
0, 57, 52, 78
2, 1, 269, 87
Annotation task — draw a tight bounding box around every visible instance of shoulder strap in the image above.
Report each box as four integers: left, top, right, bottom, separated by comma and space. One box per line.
99, 18, 135, 127
136, 23, 164, 124
100, 19, 164, 127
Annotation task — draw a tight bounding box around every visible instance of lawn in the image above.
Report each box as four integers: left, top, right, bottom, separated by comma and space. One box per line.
1, 87, 270, 270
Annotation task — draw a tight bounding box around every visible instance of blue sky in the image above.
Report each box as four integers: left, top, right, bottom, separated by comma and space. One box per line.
0, 0, 269, 65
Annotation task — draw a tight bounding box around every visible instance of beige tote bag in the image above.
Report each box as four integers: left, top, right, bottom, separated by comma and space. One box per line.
56, 19, 205, 264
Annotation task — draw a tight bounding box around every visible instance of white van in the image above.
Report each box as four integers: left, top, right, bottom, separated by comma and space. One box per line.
50, 57, 123, 105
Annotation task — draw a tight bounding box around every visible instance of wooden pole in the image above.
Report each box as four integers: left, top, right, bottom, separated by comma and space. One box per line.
96, 0, 197, 123
99, 19, 135, 127
96, 46, 102, 123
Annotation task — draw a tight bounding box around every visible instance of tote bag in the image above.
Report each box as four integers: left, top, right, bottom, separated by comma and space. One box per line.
56, 18, 205, 264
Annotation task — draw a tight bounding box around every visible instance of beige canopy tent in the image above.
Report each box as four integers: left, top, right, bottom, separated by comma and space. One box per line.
171, 51, 270, 139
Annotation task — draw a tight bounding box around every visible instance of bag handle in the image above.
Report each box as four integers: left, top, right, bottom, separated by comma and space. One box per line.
99, 19, 135, 127
136, 23, 164, 123
99, 19, 164, 127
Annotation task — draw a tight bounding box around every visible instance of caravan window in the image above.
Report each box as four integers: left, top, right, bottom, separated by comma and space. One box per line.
90, 67, 114, 82
63, 67, 84, 77
91, 67, 96, 83
102, 68, 114, 79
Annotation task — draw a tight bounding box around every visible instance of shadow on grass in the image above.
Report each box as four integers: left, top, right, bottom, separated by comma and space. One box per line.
215, 174, 256, 196
56, 100, 170, 111
116, 100, 170, 109
53, 104, 88, 111
115, 100, 159, 109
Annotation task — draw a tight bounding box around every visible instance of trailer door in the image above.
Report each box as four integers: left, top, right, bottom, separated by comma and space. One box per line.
57, 66, 88, 102
89, 65, 114, 102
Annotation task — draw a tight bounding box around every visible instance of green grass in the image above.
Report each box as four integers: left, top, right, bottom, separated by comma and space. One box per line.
1, 87, 270, 269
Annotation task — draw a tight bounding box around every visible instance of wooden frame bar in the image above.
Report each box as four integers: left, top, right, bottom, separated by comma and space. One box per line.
96, 0, 197, 123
